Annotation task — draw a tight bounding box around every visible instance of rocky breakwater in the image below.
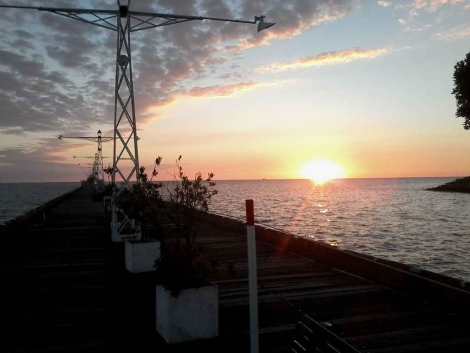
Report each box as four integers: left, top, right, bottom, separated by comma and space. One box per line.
428, 176, 470, 193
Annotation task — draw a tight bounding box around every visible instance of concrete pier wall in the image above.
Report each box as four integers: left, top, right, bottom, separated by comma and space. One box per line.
203, 211, 470, 314
0, 185, 82, 232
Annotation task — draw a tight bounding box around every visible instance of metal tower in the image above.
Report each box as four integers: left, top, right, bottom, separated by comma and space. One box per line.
59, 130, 113, 189
74, 155, 110, 180
75, 154, 102, 181
2, 1, 275, 242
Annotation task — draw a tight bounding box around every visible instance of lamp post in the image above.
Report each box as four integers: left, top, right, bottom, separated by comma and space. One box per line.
74, 155, 110, 178
59, 131, 114, 189
1, 1, 275, 241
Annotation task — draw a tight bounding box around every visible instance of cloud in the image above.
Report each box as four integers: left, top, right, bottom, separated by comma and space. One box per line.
0, 138, 88, 182
411, 0, 449, 13
435, 26, 470, 40
394, 0, 466, 31
404, 0, 466, 13
185, 81, 268, 98
254, 47, 390, 73
0, 0, 359, 132
0, 0, 360, 181
378, 1, 393, 7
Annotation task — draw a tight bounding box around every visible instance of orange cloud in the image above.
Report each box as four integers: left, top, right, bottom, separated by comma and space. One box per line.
146, 97, 177, 112
435, 27, 470, 40
140, 82, 271, 122
254, 48, 390, 73
225, 13, 347, 52
378, 1, 392, 7
412, 0, 463, 13
186, 81, 267, 98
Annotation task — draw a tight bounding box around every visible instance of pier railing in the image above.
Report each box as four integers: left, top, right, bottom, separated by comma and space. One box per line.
292, 314, 361, 353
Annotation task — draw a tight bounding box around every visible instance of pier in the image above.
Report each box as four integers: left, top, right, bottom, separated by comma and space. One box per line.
2, 186, 470, 352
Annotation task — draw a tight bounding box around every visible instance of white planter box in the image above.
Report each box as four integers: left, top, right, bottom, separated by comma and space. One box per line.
125, 240, 160, 273
156, 283, 218, 344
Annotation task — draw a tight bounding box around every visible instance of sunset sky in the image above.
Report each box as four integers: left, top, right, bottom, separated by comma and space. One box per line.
0, 0, 469, 182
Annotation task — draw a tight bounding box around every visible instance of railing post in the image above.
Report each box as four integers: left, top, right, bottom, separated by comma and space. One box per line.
246, 199, 259, 353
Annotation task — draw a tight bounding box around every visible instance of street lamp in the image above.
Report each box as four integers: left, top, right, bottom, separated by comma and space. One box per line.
58, 131, 114, 187
255, 16, 275, 32
1, 1, 275, 242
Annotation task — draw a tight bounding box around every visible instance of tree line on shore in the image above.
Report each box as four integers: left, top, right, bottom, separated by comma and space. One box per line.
429, 51, 470, 194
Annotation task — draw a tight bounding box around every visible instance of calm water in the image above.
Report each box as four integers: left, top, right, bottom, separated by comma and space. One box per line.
0, 182, 80, 224
1, 179, 469, 281
209, 178, 470, 282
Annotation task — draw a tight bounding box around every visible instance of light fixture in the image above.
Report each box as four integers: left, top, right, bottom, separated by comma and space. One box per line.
118, 54, 129, 67
255, 16, 275, 33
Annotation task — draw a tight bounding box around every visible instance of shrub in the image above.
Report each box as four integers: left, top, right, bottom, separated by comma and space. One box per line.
155, 156, 220, 296
113, 157, 163, 241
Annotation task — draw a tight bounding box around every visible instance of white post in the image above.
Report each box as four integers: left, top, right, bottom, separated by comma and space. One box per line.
246, 199, 259, 353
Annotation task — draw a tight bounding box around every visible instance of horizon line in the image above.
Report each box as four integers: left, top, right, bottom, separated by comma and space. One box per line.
0, 175, 467, 184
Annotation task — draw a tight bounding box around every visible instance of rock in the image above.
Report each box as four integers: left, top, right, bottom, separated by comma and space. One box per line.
427, 176, 470, 193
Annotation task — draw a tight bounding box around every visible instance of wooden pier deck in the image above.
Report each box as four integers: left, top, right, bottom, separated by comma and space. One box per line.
2, 186, 469, 352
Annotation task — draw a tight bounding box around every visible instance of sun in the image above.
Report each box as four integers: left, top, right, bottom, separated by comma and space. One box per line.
299, 159, 344, 184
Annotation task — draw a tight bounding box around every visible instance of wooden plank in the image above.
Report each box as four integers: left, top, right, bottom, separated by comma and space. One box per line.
298, 315, 361, 353
368, 335, 470, 353
220, 284, 386, 307
346, 324, 470, 351
324, 308, 455, 338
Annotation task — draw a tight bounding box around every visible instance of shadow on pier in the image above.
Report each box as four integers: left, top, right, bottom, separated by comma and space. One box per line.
2, 185, 470, 352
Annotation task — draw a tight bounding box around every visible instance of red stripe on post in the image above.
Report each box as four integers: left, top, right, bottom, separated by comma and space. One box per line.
246, 199, 255, 226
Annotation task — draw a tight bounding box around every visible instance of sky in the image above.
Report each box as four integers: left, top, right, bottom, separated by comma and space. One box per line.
0, 0, 469, 182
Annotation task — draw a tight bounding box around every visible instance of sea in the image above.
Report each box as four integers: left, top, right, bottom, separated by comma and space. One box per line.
1, 178, 469, 282
0, 182, 80, 225
209, 178, 470, 282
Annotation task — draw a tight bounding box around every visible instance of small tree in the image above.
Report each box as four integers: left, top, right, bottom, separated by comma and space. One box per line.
155, 156, 220, 296
114, 157, 163, 241
102, 166, 115, 197
452, 52, 470, 130
103, 165, 113, 183
166, 155, 218, 245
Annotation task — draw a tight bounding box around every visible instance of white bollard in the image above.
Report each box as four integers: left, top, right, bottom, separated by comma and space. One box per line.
246, 199, 258, 353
